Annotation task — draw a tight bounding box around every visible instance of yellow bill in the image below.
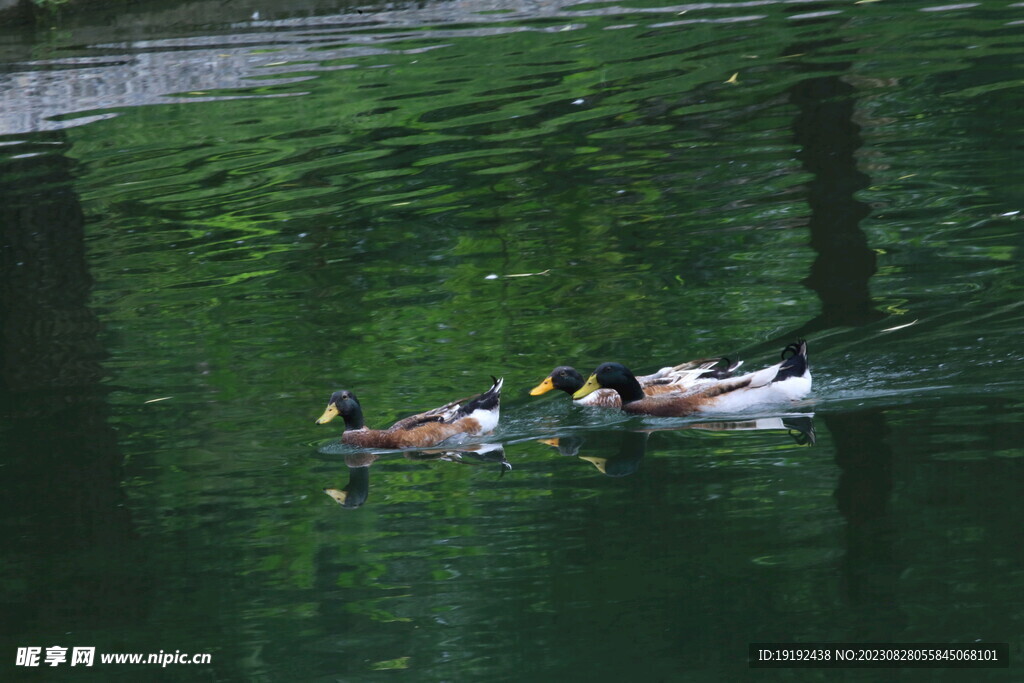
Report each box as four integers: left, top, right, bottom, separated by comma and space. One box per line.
324, 488, 348, 505
316, 403, 339, 424
537, 438, 560, 447
572, 374, 602, 400
578, 456, 608, 474
529, 376, 555, 396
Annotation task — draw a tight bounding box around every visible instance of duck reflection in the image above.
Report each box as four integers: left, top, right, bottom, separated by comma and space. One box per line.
541, 433, 647, 476
700, 416, 816, 446
323, 452, 379, 509
582, 431, 648, 477
405, 442, 511, 474
538, 435, 585, 457
540, 415, 815, 476
323, 444, 508, 509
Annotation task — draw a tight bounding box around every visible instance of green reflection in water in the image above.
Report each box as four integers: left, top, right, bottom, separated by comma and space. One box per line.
2, 0, 1023, 680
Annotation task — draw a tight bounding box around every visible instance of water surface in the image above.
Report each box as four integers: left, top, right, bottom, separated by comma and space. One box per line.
1, 0, 1022, 680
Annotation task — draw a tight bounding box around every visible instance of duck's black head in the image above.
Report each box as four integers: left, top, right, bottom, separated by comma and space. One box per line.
315, 390, 365, 429
529, 366, 586, 396
573, 362, 645, 404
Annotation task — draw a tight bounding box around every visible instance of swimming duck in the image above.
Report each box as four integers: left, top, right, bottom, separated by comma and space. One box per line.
529, 357, 741, 408
315, 377, 502, 449
572, 341, 810, 417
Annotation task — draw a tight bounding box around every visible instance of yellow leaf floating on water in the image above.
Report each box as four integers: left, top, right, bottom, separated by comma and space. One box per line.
725, 73, 740, 85
370, 657, 411, 670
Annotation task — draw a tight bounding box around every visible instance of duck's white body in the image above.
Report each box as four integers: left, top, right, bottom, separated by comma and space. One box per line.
695, 371, 811, 413
692, 344, 811, 413
464, 401, 501, 434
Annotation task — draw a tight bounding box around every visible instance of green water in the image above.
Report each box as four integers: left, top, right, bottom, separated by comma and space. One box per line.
2, 0, 1023, 680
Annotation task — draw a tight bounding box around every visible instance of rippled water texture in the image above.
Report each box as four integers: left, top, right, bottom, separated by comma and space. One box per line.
2, 0, 1023, 680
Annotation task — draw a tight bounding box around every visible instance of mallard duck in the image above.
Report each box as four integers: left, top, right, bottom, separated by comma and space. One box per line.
572, 341, 810, 416
315, 377, 502, 449
529, 357, 741, 408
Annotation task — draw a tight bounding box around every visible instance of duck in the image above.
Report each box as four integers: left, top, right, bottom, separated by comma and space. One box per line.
572, 341, 810, 417
529, 357, 741, 408
315, 376, 502, 449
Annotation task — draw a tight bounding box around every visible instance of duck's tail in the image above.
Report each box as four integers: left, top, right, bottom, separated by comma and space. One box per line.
774, 339, 809, 382
741, 340, 809, 389
450, 376, 502, 435
458, 376, 503, 417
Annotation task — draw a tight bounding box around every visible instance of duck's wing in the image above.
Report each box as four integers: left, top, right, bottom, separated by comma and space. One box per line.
640, 357, 743, 387
387, 397, 468, 432
642, 347, 801, 400
637, 358, 718, 384
386, 377, 503, 433
692, 357, 744, 381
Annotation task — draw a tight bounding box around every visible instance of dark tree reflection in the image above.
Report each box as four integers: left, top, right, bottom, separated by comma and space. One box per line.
785, 14, 899, 633
0, 135, 151, 642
